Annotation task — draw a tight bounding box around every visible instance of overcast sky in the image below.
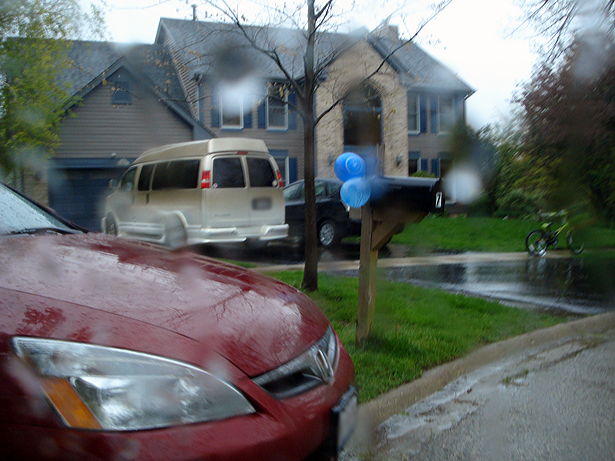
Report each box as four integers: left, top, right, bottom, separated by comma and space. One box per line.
91, 0, 539, 129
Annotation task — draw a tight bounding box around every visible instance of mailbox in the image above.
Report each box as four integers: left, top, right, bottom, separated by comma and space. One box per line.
368, 176, 444, 222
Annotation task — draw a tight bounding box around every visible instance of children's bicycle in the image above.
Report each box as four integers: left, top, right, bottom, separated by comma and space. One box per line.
525, 210, 584, 257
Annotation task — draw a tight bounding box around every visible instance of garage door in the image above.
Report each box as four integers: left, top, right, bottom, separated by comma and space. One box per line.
49, 168, 123, 231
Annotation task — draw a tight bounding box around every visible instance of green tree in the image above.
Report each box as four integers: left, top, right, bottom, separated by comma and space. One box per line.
516, 33, 615, 221
0, 0, 104, 179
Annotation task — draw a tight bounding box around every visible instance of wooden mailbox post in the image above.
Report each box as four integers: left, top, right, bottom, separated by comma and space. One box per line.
355, 176, 444, 344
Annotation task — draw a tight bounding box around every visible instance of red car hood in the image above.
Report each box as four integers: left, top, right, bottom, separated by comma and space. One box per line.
0, 234, 329, 377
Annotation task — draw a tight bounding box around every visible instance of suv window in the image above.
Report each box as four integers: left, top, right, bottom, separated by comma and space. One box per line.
212, 157, 245, 188
247, 157, 276, 187
315, 181, 326, 198
326, 182, 341, 195
152, 160, 200, 190
284, 182, 303, 200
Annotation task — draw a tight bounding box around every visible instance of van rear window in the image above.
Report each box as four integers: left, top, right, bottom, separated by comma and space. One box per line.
152, 160, 200, 190
247, 157, 276, 187
212, 157, 245, 188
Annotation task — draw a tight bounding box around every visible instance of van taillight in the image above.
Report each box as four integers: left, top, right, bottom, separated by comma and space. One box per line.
277, 170, 284, 188
201, 170, 211, 189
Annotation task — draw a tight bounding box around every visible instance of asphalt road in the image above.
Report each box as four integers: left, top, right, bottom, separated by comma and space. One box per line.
342, 314, 615, 461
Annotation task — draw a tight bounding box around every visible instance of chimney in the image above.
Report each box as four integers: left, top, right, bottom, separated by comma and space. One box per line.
373, 23, 399, 40
192, 4, 197, 21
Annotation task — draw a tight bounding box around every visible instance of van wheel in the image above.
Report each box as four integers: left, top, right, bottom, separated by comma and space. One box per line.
163, 215, 187, 249
318, 220, 339, 248
105, 214, 118, 235
245, 238, 268, 250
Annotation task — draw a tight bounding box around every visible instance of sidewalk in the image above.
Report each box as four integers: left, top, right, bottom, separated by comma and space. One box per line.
344, 311, 615, 458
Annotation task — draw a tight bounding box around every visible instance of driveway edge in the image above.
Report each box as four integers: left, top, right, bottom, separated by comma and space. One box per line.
352, 311, 615, 446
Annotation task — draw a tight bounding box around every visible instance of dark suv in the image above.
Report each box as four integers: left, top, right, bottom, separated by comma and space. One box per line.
284, 178, 360, 248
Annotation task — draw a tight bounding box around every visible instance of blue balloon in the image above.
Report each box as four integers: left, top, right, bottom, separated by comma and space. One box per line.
334, 153, 366, 182
340, 177, 371, 208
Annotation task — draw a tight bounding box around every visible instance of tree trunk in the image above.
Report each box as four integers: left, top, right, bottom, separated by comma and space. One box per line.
301, 0, 318, 292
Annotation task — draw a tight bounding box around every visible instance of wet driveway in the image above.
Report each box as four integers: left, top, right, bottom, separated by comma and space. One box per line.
198, 242, 615, 316
381, 256, 615, 315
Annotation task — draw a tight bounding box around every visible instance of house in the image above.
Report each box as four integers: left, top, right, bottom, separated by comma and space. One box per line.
154, 18, 474, 186
27, 18, 473, 229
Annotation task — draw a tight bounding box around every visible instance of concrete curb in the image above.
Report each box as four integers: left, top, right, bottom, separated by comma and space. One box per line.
356, 311, 615, 432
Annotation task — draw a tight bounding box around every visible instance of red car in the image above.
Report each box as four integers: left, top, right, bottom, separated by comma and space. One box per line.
0, 183, 356, 460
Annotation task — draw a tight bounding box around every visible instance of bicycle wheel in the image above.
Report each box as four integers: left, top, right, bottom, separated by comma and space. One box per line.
526, 229, 548, 256
566, 232, 584, 255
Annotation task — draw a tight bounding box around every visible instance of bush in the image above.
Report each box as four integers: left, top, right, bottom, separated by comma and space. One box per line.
467, 192, 494, 217
411, 170, 437, 178
495, 188, 544, 219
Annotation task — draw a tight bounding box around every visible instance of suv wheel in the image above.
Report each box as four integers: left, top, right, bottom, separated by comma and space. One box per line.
318, 220, 339, 248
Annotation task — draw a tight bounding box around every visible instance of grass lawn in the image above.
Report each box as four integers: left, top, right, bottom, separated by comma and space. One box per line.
386, 215, 615, 254
259, 217, 614, 402
269, 271, 570, 402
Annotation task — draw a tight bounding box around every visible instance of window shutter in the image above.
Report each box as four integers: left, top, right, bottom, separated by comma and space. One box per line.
288, 157, 298, 183
258, 99, 266, 129
431, 97, 439, 134
288, 91, 297, 130
243, 96, 253, 129
431, 159, 440, 177
420, 96, 427, 133
211, 91, 220, 128
420, 159, 428, 172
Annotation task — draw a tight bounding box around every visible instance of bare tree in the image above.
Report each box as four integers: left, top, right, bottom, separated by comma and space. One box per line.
181, 0, 451, 290
516, 0, 615, 58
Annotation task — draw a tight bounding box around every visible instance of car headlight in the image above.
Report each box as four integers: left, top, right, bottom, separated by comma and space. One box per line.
11, 337, 255, 431
253, 326, 338, 399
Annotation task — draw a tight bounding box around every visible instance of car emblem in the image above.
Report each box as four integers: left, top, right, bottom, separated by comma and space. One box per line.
313, 349, 334, 383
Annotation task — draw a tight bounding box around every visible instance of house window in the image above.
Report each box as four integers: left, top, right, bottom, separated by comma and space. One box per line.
112, 80, 132, 105
438, 96, 456, 133
408, 151, 420, 175
220, 94, 243, 129
267, 84, 288, 130
407, 93, 420, 134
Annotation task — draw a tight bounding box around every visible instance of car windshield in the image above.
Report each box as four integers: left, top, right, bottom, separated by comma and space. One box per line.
0, 184, 76, 236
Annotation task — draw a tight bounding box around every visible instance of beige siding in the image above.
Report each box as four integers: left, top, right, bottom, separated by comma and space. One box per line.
56, 72, 193, 161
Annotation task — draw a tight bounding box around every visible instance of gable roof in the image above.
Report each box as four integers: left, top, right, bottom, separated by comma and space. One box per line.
155, 18, 473, 95
59, 40, 213, 136
155, 18, 351, 81
368, 34, 474, 93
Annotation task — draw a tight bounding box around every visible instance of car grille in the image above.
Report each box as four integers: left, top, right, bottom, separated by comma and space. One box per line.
252, 327, 338, 400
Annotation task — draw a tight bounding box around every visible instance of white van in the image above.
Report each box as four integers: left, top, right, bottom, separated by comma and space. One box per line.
102, 138, 288, 248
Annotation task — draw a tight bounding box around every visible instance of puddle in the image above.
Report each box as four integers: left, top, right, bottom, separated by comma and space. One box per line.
382, 258, 615, 315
